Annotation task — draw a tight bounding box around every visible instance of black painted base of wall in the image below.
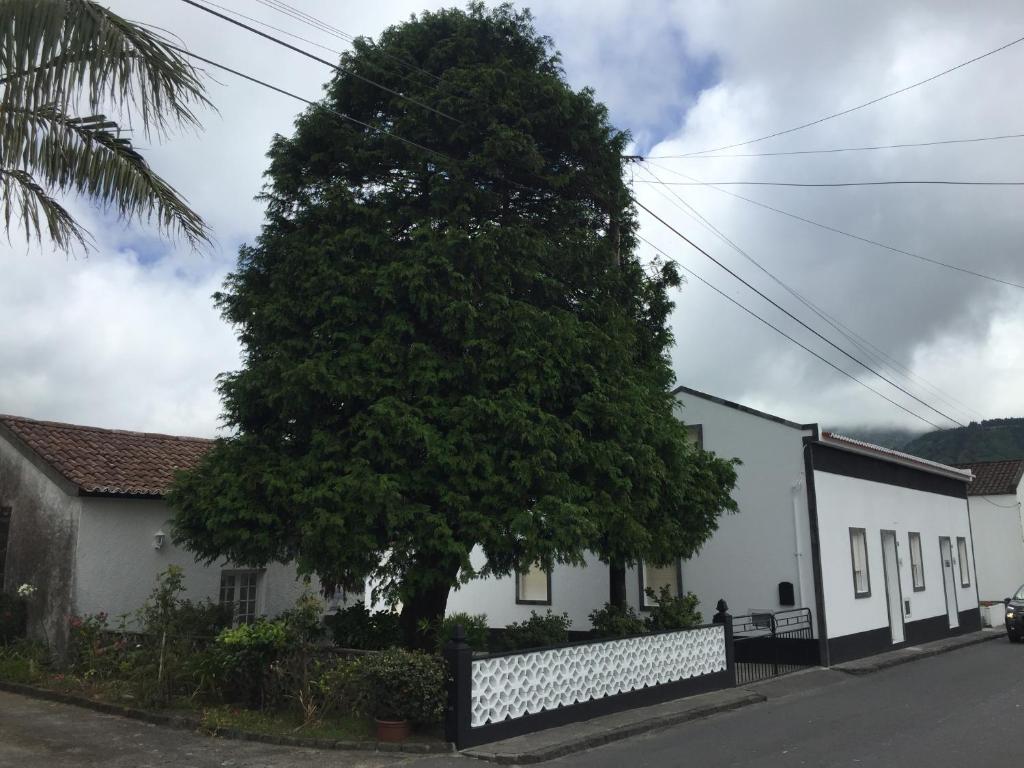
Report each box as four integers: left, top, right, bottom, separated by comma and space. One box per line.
827, 608, 983, 665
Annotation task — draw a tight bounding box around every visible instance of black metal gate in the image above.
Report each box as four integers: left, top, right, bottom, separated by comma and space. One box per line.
732, 608, 818, 685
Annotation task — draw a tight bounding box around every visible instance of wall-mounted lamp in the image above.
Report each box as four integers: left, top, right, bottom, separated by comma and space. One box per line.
153, 530, 166, 551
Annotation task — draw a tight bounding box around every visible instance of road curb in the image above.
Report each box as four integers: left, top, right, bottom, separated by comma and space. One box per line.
0, 680, 454, 754
461, 689, 766, 764
833, 630, 1003, 676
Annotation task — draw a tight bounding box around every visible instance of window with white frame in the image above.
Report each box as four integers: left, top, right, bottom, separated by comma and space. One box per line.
641, 561, 681, 608
957, 537, 970, 587
849, 528, 870, 597
219, 570, 259, 625
908, 532, 925, 591
516, 564, 551, 605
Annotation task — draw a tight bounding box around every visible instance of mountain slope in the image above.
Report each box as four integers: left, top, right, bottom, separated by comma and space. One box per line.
900, 418, 1024, 464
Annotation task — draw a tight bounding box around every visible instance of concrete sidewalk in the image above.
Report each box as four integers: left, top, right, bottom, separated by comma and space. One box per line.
461, 687, 765, 764
832, 627, 1003, 675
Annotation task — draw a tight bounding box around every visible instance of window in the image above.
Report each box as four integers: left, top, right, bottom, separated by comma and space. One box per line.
640, 560, 681, 609
957, 537, 970, 587
908, 532, 925, 591
515, 564, 551, 605
849, 528, 870, 597
685, 425, 703, 449
0, 506, 10, 591
219, 570, 259, 625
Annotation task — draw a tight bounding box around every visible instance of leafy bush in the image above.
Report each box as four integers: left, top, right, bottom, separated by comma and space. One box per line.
644, 588, 702, 632
434, 612, 489, 653
345, 649, 447, 723
216, 619, 290, 708
588, 603, 647, 639
277, 591, 326, 643
0, 639, 47, 683
0, 593, 26, 644
324, 603, 400, 650
498, 611, 571, 651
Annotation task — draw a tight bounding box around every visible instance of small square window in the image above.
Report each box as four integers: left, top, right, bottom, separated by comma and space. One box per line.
685, 425, 703, 449
641, 561, 681, 609
908, 532, 925, 591
516, 564, 551, 605
957, 537, 970, 587
849, 528, 870, 598
220, 570, 260, 625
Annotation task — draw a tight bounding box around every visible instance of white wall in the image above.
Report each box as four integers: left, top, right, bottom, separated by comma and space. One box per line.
668, 393, 817, 622
814, 470, 977, 640
74, 497, 313, 625
968, 488, 1024, 602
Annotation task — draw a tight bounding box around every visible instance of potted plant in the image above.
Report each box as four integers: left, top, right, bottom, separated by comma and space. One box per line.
348, 648, 447, 742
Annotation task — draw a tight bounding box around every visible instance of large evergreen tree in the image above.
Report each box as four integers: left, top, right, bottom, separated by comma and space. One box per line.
169, 3, 737, 647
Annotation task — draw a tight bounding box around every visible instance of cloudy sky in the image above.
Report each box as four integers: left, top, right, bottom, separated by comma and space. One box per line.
2, 0, 1023, 437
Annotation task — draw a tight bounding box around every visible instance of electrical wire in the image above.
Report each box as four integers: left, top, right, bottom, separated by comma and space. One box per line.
639, 159, 1024, 290
632, 179, 1024, 188
635, 233, 948, 431
177, 0, 463, 125
634, 163, 983, 424
682, 32, 1024, 157
646, 132, 1024, 159
634, 198, 965, 428
193, 0, 343, 55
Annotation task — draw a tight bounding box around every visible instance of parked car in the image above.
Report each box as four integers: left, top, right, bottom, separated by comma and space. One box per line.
1005, 586, 1024, 642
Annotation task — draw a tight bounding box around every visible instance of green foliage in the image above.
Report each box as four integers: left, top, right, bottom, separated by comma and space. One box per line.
0, 639, 48, 683
498, 611, 572, 651
0, 0, 211, 251
588, 603, 647, 639
0, 593, 27, 644
901, 418, 1024, 464
643, 588, 702, 632
169, 2, 739, 648
324, 603, 401, 650
276, 591, 326, 643
344, 649, 447, 723
433, 612, 489, 653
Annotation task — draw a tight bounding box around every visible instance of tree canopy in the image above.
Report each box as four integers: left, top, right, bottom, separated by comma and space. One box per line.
0, 0, 210, 251
169, 2, 738, 646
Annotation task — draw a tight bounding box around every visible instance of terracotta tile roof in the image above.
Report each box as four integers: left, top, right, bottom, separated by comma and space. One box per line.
0, 415, 212, 497
820, 431, 974, 482
953, 459, 1024, 496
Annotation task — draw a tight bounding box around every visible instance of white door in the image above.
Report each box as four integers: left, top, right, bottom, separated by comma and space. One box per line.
939, 537, 959, 629
881, 530, 905, 644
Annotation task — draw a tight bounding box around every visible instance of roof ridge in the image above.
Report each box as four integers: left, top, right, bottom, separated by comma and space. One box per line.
821, 431, 973, 480
0, 414, 213, 443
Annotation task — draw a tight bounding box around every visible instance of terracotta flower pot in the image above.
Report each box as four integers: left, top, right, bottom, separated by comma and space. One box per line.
375, 717, 411, 742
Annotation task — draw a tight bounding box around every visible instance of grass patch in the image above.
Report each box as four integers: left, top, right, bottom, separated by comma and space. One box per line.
199, 705, 373, 742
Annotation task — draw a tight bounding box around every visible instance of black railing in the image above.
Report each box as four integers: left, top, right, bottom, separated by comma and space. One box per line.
732, 607, 817, 685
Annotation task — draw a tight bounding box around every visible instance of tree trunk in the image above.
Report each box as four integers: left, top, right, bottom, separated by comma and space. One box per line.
609, 561, 627, 609
399, 577, 455, 651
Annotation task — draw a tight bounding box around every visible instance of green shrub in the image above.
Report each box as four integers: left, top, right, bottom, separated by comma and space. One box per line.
434, 612, 489, 652
588, 603, 647, 639
345, 649, 447, 724
324, 603, 400, 650
644, 588, 702, 632
498, 611, 571, 651
0, 639, 47, 683
277, 591, 326, 642
0, 593, 26, 644
216, 618, 290, 708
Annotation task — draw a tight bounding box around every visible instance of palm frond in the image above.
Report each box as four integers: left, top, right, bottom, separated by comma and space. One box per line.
0, 167, 90, 251
0, 0, 210, 137
1, 104, 210, 247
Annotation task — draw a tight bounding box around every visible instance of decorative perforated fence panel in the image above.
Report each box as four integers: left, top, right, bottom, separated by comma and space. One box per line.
470, 625, 726, 727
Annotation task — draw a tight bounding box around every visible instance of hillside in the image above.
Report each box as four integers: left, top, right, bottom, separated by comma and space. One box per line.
900, 418, 1024, 464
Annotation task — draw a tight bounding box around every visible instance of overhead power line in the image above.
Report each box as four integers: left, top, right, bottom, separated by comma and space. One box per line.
172, 46, 453, 162
646, 132, 1024, 159
635, 233, 948, 431
194, 0, 343, 55
634, 198, 965, 428
682, 32, 1024, 157
632, 179, 1024, 188
635, 163, 983, 424
177, 0, 462, 125
640, 159, 1024, 290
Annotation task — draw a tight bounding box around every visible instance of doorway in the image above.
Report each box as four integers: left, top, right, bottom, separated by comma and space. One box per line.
880, 530, 905, 644
939, 537, 960, 629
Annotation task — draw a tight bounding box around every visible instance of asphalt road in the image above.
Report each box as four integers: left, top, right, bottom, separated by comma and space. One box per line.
0, 639, 1019, 767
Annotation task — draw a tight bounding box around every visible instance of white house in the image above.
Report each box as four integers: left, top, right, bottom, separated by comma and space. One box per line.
0, 415, 310, 653
446, 386, 982, 664
953, 459, 1024, 625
